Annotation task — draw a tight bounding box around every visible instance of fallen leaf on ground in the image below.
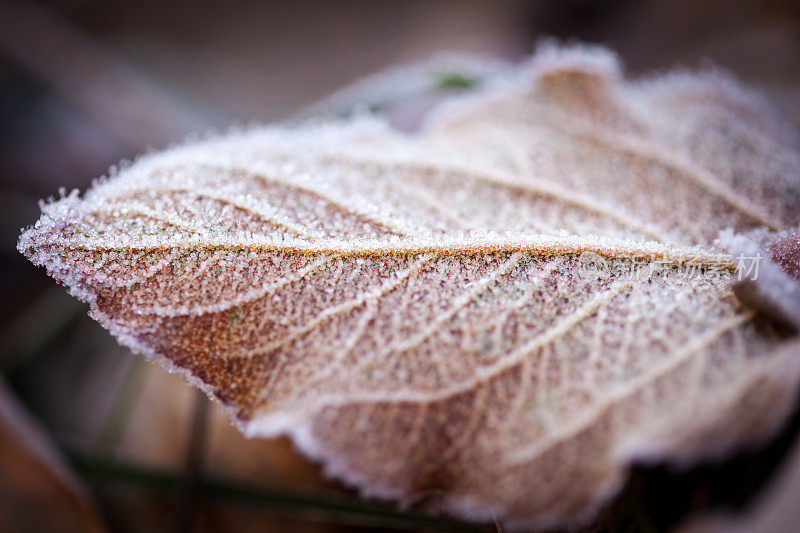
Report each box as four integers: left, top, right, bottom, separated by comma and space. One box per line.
18, 43, 800, 529
0, 378, 105, 532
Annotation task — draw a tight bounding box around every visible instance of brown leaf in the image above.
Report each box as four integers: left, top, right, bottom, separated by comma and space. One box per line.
0, 379, 105, 533
768, 229, 800, 280
17, 44, 800, 528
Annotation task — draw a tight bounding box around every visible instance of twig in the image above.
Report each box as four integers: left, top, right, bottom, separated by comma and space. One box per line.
175, 389, 210, 533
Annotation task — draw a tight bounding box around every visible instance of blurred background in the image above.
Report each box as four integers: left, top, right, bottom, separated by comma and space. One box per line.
1, 1, 799, 531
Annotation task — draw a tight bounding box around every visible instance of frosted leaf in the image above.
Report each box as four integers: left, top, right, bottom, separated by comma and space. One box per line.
769, 229, 800, 281
17, 44, 800, 529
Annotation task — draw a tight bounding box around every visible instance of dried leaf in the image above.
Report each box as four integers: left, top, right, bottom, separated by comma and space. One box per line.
0, 379, 105, 533
17, 44, 800, 528
769, 229, 800, 281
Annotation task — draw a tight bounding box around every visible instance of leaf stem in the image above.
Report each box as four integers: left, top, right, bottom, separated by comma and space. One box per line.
174, 389, 210, 533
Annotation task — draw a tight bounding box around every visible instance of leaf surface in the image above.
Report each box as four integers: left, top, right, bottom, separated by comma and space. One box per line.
18, 44, 800, 528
